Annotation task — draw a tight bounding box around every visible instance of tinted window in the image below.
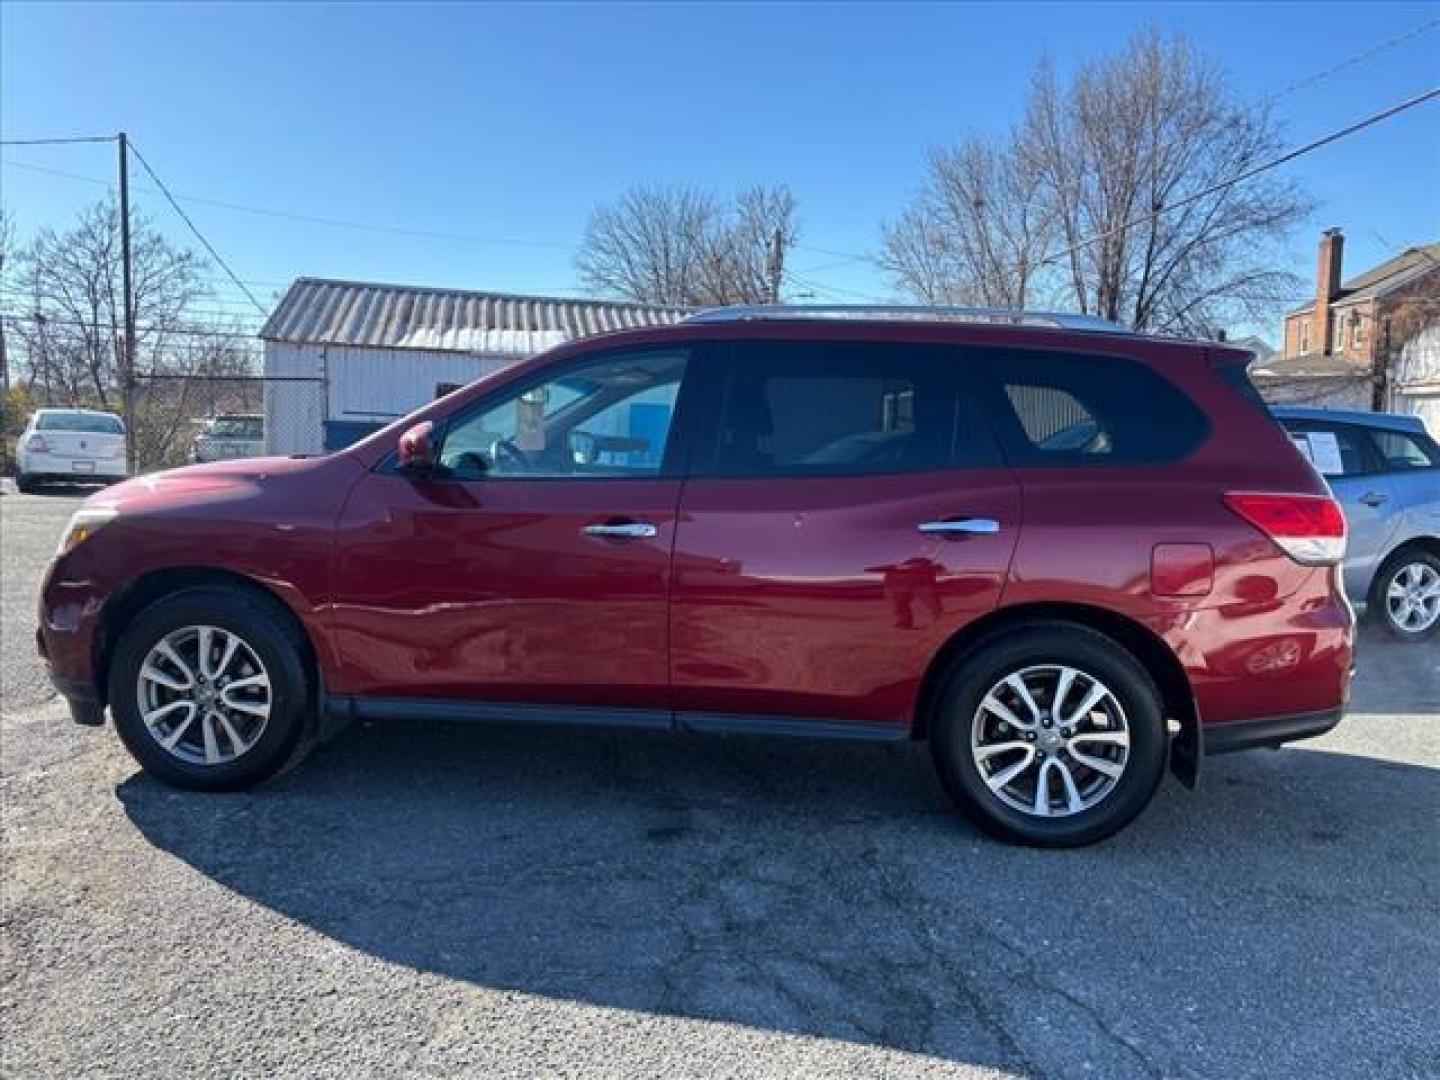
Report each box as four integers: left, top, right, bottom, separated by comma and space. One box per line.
1282, 422, 1375, 478
984, 349, 1208, 465
209, 417, 262, 439
1369, 428, 1439, 470
36, 412, 124, 434
703, 342, 984, 476
438, 349, 688, 479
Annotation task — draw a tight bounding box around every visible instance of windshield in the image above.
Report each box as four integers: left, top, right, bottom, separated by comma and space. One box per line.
208, 418, 263, 438
36, 412, 124, 434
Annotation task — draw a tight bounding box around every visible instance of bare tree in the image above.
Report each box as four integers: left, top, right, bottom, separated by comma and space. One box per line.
11, 198, 206, 406
577, 183, 799, 306
7, 198, 264, 469
886, 31, 1312, 334
882, 136, 1056, 308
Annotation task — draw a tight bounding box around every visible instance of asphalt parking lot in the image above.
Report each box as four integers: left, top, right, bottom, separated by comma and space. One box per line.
2, 481, 1437, 1079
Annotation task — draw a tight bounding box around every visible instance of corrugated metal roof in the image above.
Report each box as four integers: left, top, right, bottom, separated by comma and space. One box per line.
259, 277, 689, 353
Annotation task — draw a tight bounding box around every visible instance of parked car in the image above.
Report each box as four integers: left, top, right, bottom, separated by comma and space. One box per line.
39, 309, 1353, 846
15, 408, 127, 492
1273, 406, 1440, 641
191, 413, 264, 463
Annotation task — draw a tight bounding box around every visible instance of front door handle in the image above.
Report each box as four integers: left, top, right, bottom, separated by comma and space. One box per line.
582, 521, 658, 540
1359, 491, 1389, 508
918, 518, 1001, 536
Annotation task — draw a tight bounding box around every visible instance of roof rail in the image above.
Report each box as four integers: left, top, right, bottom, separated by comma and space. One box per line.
683, 304, 1128, 333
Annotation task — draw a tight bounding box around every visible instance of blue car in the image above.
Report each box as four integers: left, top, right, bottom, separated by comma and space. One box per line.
1273, 407, 1440, 641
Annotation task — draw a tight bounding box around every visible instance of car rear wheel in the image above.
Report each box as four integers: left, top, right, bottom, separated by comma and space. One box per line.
1371, 550, 1440, 641
15, 473, 38, 494
108, 586, 313, 790
930, 625, 1167, 847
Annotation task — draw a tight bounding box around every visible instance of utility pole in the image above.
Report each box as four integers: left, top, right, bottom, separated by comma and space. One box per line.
119, 132, 137, 473
766, 227, 784, 305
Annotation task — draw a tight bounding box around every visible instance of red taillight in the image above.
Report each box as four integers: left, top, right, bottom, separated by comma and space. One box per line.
1223, 492, 1346, 565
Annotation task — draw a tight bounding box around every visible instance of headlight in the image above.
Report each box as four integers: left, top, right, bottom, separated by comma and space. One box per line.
57, 507, 119, 556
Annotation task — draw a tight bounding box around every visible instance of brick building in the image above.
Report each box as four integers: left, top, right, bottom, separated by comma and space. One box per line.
1255, 230, 1440, 411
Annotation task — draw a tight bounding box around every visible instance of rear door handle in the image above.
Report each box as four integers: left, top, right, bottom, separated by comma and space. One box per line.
582, 521, 658, 540
1359, 491, 1389, 508
918, 518, 1001, 536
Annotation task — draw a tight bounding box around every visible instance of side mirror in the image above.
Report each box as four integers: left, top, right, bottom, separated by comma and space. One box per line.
397, 420, 437, 472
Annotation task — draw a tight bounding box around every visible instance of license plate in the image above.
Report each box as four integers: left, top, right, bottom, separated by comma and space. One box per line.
70, 460, 95, 473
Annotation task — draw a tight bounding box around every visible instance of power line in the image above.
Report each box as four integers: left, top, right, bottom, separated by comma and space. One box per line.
124, 140, 268, 317
2, 313, 265, 341
1260, 18, 1440, 105
0, 135, 117, 146
1037, 86, 1440, 271
0, 159, 578, 252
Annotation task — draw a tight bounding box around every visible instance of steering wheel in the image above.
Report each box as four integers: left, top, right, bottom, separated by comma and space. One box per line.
489, 437, 532, 473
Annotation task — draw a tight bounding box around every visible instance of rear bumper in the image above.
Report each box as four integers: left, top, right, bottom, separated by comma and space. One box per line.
1203, 708, 1342, 755
19, 450, 127, 480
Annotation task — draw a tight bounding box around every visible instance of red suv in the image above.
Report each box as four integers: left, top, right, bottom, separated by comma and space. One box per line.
38, 309, 1353, 845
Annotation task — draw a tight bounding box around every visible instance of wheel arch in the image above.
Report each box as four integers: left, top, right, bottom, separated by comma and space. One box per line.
95, 567, 321, 708
912, 602, 1201, 787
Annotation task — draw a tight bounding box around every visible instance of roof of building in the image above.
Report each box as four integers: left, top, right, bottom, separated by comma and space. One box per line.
1251, 352, 1370, 381
1288, 242, 1440, 316
259, 277, 689, 353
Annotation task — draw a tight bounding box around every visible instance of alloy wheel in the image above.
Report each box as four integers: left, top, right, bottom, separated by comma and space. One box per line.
136, 625, 272, 765
970, 664, 1130, 818
1386, 562, 1440, 634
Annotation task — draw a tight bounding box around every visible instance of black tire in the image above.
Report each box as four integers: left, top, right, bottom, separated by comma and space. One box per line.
15, 473, 37, 494
107, 586, 313, 790
929, 624, 1167, 847
1369, 548, 1440, 642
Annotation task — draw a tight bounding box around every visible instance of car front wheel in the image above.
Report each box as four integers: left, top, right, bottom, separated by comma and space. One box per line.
108, 586, 313, 790
930, 625, 1167, 847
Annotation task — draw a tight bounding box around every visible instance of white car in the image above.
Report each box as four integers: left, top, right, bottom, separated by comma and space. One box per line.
14, 409, 128, 492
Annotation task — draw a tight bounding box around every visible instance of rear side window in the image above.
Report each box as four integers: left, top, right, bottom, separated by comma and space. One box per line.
1283, 422, 1377, 478
700, 341, 994, 477
1368, 428, 1440, 470
982, 349, 1209, 465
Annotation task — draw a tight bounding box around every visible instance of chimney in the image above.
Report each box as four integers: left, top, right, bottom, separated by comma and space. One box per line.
1312, 228, 1344, 355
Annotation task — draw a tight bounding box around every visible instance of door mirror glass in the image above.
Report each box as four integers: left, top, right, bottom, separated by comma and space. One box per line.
397, 420, 437, 472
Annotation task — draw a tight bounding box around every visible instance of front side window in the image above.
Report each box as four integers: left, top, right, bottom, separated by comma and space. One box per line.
1368, 428, 1440, 471
437, 349, 688, 479
984, 349, 1209, 465
701, 341, 981, 477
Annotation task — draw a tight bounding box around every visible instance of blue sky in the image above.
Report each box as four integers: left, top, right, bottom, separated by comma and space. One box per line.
2, 1, 1438, 339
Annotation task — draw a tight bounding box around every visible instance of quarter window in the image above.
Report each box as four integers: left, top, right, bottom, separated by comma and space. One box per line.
984, 349, 1209, 465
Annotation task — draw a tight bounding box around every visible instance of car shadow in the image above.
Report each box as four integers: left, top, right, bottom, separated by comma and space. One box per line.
117, 714, 1440, 1073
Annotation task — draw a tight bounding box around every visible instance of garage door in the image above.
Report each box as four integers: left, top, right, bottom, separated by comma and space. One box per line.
1398, 392, 1440, 439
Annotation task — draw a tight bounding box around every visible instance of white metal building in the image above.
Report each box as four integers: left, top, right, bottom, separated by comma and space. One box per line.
258, 278, 687, 455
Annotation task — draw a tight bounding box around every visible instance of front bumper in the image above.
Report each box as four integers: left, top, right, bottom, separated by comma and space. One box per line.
1203, 708, 1343, 755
